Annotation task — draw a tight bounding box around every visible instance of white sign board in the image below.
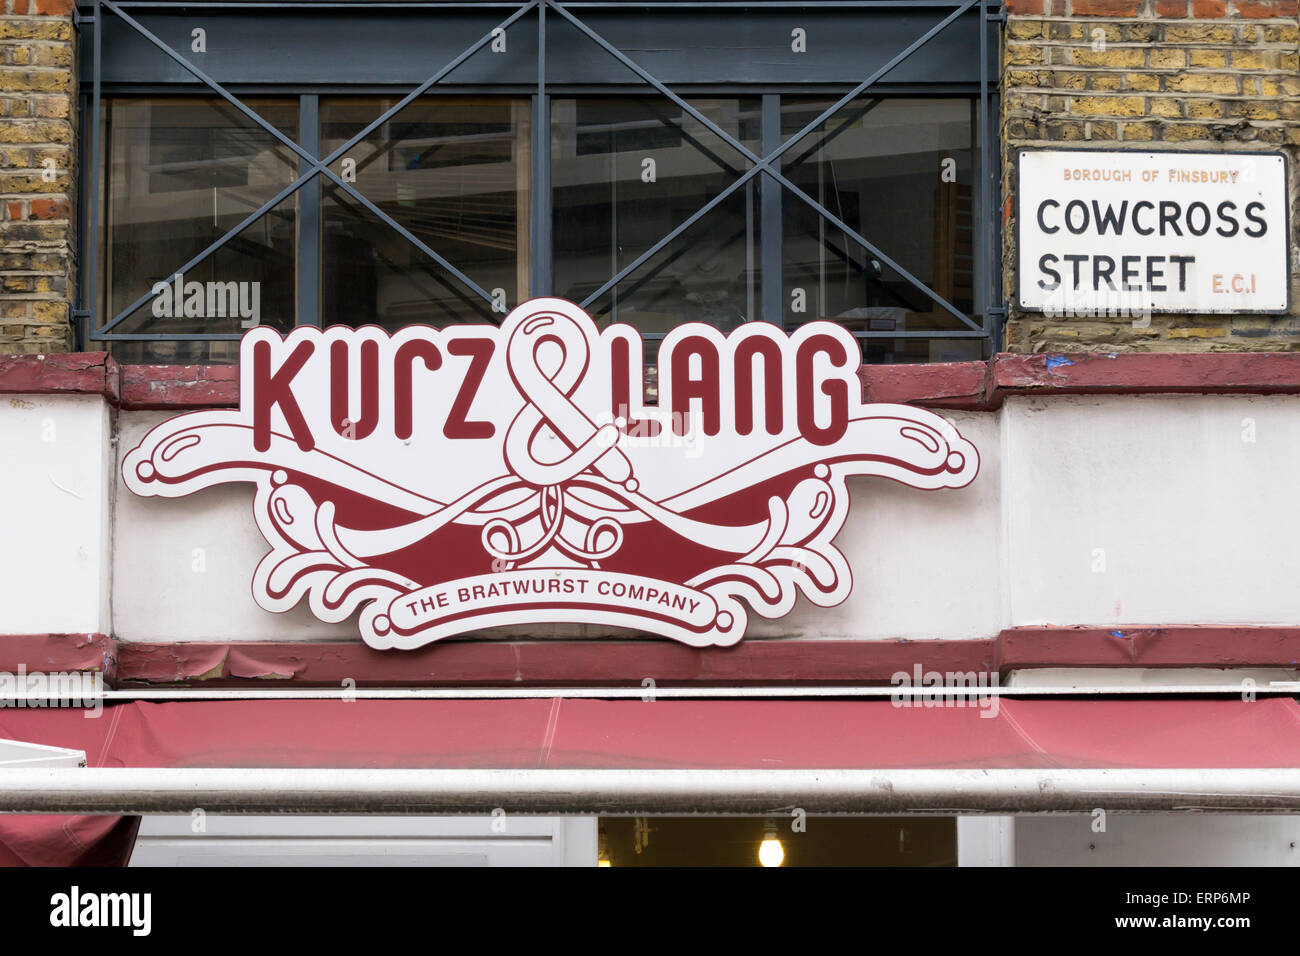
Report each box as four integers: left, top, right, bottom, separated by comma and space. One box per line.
1017, 150, 1289, 315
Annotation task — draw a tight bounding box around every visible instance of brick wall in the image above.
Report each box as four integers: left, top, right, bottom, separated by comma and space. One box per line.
1002, 0, 1300, 352
0, 0, 74, 354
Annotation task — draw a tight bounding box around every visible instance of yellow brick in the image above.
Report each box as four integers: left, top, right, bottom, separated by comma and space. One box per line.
0, 121, 71, 145
1149, 49, 1185, 70
1073, 48, 1146, 68
31, 46, 73, 69
1262, 25, 1299, 43
32, 300, 67, 322
1164, 25, 1236, 43
1006, 45, 1045, 67
10, 47, 30, 66
1045, 119, 1087, 140
0, 22, 73, 42
1126, 73, 1159, 92
0, 68, 72, 93
1006, 70, 1041, 87
1090, 74, 1124, 91
1164, 124, 1214, 142
0, 172, 70, 192
1004, 91, 1044, 113
1049, 22, 1085, 41
1187, 100, 1224, 119
1231, 102, 1282, 121
1230, 51, 1271, 71
1189, 50, 1228, 69
1008, 20, 1043, 40
1260, 77, 1300, 96
33, 96, 69, 119
1167, 327, 1227, 339
1071, 95, 1146, 116
34, 147, 69, 165
1166, 73, 1240, 95
1121, 122, 1157, 140
1052, 71, 1089, 90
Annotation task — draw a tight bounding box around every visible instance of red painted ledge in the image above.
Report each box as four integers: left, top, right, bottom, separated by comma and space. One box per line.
3, 628, 1299, 687
118, 363, 239, 410
112, 638, 998, 687
0, 353, 119, 404
999, 625, 1300, 670
7, 351, 1300, 411
994, 353, 1300, 399
0, 634, 117, 683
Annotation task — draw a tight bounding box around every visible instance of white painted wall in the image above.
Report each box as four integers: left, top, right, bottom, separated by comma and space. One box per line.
128, 815, 597, 867
1002, 394, 1300, 627
7, 392, 1300, 643
1016, 814, 1300, 866
0, 395, 112, 634
749, 410, 1001, 640
113, 411, 355, 642
957, 816, 1016, 866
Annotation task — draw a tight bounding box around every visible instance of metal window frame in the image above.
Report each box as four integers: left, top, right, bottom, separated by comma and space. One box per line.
75, 0, 1004, 353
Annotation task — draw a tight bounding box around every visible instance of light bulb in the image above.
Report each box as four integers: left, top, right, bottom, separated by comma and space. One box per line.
758, 829, 784, 867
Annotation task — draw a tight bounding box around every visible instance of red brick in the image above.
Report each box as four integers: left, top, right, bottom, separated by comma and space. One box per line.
1192, 0, 1227, 14
1155, 0, 1189, 14
1073, 0, 1143, 14
27, 197, 66, 220
1004, 0, 1048, 11
6, 200, 22, 221
28, 0, 74, 14
1233, 0, 1298, 15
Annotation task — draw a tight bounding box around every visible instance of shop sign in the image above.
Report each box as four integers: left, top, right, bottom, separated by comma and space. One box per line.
1018, 149, 1289, 315
124, 299, 979, 648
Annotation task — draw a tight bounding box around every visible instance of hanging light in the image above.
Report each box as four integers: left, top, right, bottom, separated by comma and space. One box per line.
758, 821, 784, 867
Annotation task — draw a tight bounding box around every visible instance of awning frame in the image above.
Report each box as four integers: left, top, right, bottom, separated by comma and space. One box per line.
6, 767, 1300, 815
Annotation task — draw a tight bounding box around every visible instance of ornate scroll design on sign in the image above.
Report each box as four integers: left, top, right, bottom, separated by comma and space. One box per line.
124, 299, 979, 648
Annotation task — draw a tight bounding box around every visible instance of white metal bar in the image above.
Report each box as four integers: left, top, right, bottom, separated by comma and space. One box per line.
5, 768, 1300, 815
0, 684, 1291, 703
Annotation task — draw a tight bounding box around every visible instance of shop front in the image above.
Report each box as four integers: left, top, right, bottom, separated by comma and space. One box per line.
0, 0, 1299, 867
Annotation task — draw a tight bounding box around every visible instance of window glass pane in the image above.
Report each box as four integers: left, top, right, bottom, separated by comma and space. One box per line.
780, 97, 980, 364
552, 97, 761, 337
320, 96, 530, 330
101, 97, 298, 364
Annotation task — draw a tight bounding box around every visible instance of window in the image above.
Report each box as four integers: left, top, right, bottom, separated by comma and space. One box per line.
552, 97, 762, 334
100, 97, 298, 364
79, 1, 1000, 366
319, 96, 532, 330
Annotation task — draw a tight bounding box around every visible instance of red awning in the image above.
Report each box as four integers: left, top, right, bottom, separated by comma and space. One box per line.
3, 697, 1300, 864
